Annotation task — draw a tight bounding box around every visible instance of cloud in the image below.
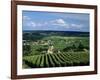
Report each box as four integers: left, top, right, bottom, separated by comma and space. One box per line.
23, 16, 31, 20
29, 18, 69, 28
50, 18, 69, 27
71, 24, 83, 28
23, 18, 83, 30
25, 21, 45, 28
55, 19, 66, 24
52, 13, 89, 21
27, 21, 36, 27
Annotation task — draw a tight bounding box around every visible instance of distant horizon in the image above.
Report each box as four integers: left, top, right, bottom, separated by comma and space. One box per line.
23, 30, 89, 32
22, 11, 90, 32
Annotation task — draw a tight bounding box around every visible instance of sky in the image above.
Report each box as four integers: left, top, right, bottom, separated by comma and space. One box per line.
22, 11, 90, 32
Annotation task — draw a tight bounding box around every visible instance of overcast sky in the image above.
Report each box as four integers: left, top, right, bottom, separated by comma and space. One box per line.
22, 11, 90, 32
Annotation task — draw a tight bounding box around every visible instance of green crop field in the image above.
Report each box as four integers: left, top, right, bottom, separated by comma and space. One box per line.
23, 52, 89, 68
22, 31, 90, 68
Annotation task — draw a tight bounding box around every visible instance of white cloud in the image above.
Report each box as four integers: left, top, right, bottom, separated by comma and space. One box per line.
27, 21, 36, 27
53, 13, 89, 21
51, 18, 69, 28
71, 24, 83, 28
26, 21, 45, 27
55, 19, 66, 24
23, 16, 31, 20
37, 23, 42, 26
23, 18, 83, 30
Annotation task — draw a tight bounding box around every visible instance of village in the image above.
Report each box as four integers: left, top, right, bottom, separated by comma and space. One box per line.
23, 39, 62, 54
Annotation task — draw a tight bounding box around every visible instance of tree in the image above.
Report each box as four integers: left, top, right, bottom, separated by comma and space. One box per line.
78, 41, 84, 51
23, 42, 32, 56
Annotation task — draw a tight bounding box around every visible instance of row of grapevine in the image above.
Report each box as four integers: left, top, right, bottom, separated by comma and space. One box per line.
23, 52, 89, 68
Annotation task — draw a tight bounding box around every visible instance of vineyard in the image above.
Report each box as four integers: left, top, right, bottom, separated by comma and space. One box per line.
23, 52, 89, 68
22, 31, 90, 68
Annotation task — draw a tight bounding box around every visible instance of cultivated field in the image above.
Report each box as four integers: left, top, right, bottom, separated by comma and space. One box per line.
22, 31, 89, 68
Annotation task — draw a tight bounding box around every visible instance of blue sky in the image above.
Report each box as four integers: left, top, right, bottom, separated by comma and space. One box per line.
22, 11, 90, 32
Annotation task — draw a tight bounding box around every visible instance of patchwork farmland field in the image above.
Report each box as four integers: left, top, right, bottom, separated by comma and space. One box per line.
22, 31, 90, 68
